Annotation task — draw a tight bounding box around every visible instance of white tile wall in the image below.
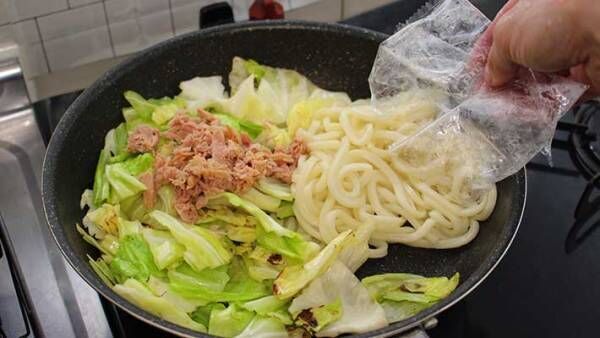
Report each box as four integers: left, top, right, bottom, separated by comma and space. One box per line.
68, 0, 101, 8
10, 20, 48, 77
287, 0, 341, 22
106, 0, 174, 56
12, 20, 39, 44
289, 0, 319, 7
2, 0, 384, 83
38, 3, 113, 70
0, 0, 11, 25
11, 0, 69, 21
0, 24, 12, 43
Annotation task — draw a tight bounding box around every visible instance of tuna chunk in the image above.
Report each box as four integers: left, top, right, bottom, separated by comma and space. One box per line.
127, 125, 159, 153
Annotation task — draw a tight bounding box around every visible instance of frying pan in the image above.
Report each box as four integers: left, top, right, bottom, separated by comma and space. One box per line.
42, 21, 526, 337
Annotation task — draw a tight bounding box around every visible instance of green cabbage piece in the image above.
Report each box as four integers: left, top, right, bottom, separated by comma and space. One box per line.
362, 273, 460, 302
113, 278, 206, 332
362, 272, 460, 322
225, 57, 317, 125
212, 112, 264, 139
202, 207, 249, 227
120, 195, 148, 222
77, 224, 113, 257
234, 316, 288, 338
104, 123, 131, 163
240, 187, 281, 212
146, 276, 208, 313
169, 258, 269, 302
122, 153, 154, 176
141, 228, 185, 270
244, 246, 285, 282
257, 177, 293, 202
276, 201, 294, 219
124, 91, 154, 121
254, 122, 292, 148
243, 59, 272, 83
105, 163, 147, 202
88, 255, 116, 286
152, 103, 179, 125
117, 218, 141, 239
83, 203, 121, 236
289, 262, 388, 336
156, 185, 177, 216
294, 298, 342, 332
92, 149, 110, 206
191, 303, 224, 328
241, 295, 293, 325
222, 193, 319, 261
109, 234, 163, 283
208, 303, 255, 337
226, 226, 256, 243
273, 230, 353, 299
169, 263, 230, 293
221, 192, 292, 238
147, 210, 232, 271
123, 91, 185, 127
337, 222, 374, 272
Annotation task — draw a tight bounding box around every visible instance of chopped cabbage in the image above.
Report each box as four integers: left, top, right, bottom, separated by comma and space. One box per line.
257, 177, 293, 202
109, 234, 163, 283
105, 163, 147, 202
234, 316, 288, 338
113, 279, 206, 332
92, 149, 110, 206
141, 228, 185, 269
362, 272, 459, 322
179, 76, 227, 110
240, 187, 281, 212
273, 230, 353, 299
208, 304, 255, 337
147, 210, 232, 271
289, 262, 388, 336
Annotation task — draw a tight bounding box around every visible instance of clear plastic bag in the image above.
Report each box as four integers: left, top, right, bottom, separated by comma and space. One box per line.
371, 0, 588, 184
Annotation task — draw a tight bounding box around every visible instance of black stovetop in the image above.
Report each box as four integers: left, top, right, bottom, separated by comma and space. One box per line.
33, 1, 600, 337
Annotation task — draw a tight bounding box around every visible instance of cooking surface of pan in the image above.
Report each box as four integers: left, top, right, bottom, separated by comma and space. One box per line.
42, 20, 526, 337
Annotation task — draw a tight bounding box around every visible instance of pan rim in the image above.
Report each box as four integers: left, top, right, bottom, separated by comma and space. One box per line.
41, 19, 526, 337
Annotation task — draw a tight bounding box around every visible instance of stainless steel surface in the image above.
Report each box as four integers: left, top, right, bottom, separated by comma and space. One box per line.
0, 56, 112, 337
0, 60, 30, 115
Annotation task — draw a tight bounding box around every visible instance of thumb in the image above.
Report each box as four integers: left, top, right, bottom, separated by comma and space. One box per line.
485, 38, 518, 87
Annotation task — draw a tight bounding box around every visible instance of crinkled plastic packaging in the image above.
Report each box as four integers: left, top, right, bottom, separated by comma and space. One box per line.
371, 0, 588, 186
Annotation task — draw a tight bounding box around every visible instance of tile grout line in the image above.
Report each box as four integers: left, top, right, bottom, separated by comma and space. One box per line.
34, 18, 52, 73
101, 1, 117, 57
28, 1, 101, 22
167, 0, 176, 36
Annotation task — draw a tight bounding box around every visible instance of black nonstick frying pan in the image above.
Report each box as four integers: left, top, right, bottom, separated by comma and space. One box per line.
42, 21, 526, 337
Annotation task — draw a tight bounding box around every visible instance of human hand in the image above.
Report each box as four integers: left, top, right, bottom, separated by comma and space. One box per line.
484, 0, 600, 98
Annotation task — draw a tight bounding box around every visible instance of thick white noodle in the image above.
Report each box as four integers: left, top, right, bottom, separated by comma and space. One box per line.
292, 94, 497, 251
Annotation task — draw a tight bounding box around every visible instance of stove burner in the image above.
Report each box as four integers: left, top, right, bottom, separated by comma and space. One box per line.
570, 101, 600, 180
565, 174, 600, 253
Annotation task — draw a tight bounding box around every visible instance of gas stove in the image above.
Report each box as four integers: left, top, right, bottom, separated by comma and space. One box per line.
1, 1, 599, 337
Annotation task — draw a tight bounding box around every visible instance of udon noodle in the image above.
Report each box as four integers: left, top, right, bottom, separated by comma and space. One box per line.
292, 91, 497, 254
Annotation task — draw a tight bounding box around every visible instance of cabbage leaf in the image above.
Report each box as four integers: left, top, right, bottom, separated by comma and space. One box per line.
289, 262, 388, 336
113, 279, 206, 332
